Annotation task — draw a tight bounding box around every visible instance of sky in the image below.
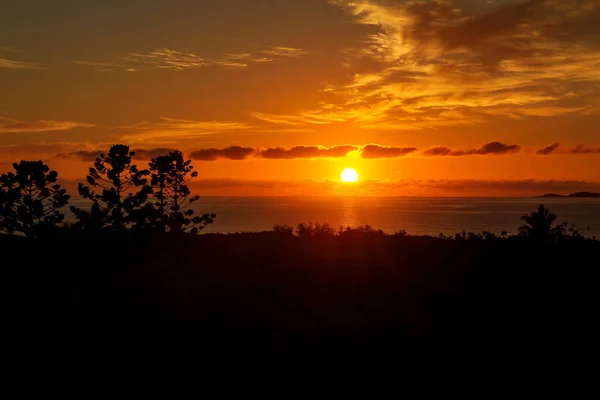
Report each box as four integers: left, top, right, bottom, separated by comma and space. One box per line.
2, 0, 600, 196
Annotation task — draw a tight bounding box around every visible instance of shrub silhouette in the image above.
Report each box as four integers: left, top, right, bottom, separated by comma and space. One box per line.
273, 224, 294, 236
70, 203, 108, 233
295, 223, 336, 238
337, 225, 384, 238
71, 144, 150, 232
518, 204, 562, 241
145, 150, 215, 234
0, 161, 70, 236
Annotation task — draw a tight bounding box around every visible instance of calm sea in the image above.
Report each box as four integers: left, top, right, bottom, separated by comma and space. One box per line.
67, 197, 600, 237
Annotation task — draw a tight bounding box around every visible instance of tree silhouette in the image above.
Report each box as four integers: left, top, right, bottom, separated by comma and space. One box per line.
146, 150, 215, 234
0, 161, 70, 236
519, 204, 562, 241
72, 144, 150, 232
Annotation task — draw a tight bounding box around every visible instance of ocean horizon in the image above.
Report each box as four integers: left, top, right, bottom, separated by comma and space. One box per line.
66, 196, 600, 238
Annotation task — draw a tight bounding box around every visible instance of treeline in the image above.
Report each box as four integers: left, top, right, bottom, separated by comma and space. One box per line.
270, 205, 594, 242
0, 144, 215, 237
0, 143, 595, 241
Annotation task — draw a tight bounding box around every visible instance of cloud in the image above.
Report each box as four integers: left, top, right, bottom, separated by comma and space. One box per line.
73, 60, 137, 72
132, 148, 175, 159
118, 45, 308, 71
190, 146, 256, 161
250, 0, 600, 130
56, 147, 176, 162
74, 60, 130, 68
422, 147, 454, 157
360, 144, 419, 159
0, 46, 40, 69
52, 141, 535, 162
0, 117, 94, 133
261, 46, 310, 58
536, 143, 561, 155
423, 142, 520, 156
0, 142, 101, 161
117, 118, 253, 144
571, 145, 600, 154
124, 48, 208, 71
55, 150, 101, 162
0, 58, 41, 70
259, 145, 358, 159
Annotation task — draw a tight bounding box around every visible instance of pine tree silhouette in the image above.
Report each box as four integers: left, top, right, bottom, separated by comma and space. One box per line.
0, 161, 70, 236
72, 144, 150, 232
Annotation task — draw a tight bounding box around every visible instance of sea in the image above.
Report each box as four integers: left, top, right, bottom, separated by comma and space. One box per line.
66, 197, 600, 238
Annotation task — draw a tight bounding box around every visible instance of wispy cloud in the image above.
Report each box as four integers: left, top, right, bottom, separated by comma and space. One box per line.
114, 45, 309, 72
74, 61, 130, 68
73, 60, 137, 72
0, 58, 41, 70
117, 118, 253, 144
56, 150, 103, 162
124, 48, 209, 71
251, 0, 600, 129
0, 142, 112, 164
261, 46, 310, 58
0, 117, 93, 133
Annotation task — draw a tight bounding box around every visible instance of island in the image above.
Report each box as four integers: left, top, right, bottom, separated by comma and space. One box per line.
537, 192, 600, 198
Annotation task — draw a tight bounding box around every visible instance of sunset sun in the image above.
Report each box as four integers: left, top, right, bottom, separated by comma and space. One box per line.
341, 168, 359, 183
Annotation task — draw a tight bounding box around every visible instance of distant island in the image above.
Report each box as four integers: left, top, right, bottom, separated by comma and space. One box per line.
537, 192, 600, 198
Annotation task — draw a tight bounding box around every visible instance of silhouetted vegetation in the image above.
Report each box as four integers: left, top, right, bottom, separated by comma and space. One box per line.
1, 150, 599, 363
144, 150, 215, 234
71, 145, 151, 232
0, 161, 70, 236
538, 191, 600, 198
63, 145, 216, 236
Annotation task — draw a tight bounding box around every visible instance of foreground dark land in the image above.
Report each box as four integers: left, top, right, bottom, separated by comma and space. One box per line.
2, 229, 598, 363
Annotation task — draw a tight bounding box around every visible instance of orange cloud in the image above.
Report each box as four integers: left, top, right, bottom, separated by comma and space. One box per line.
261, 46, 310, 58
112, 45, 309, 72
0, 58, 41, 70
190, 146, 256, 161
536, 143, 561, 155
423, 142, 520, 157
117, 118, 253, 144
360, 144, 419, 159
0, 117, 93, 133
571, 145, 600, 154
56, 147, 175, 162
260, 145, 358, 159
250, 0, 600, 130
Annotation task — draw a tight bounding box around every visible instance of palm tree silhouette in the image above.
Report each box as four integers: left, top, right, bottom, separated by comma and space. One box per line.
519, 204, 560, 240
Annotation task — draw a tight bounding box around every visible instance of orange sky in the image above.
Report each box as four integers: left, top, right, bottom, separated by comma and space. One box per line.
2, 0, 600, 196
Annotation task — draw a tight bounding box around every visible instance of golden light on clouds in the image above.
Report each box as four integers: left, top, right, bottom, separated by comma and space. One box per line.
2, 0, 600, 195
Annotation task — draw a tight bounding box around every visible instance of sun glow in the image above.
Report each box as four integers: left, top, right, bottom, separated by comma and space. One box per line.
341, 168, 359, 183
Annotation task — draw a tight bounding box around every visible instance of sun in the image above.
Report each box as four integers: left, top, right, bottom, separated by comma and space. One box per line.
341, 168, 359, 183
